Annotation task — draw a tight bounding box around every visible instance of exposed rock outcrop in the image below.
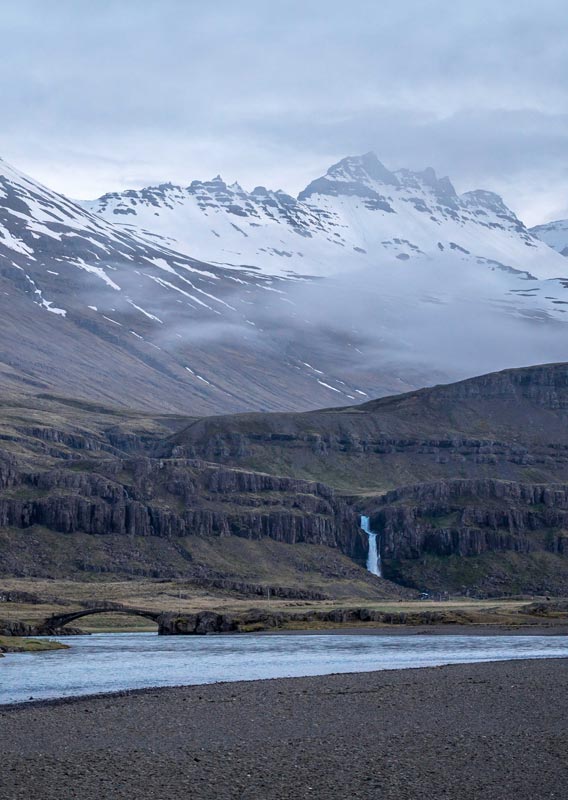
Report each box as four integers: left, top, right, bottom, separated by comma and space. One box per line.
0, 618, 35, 637
364, 479, 568, 561
0, 458, 365, 561
3, 364, 568, 596
156, 605, 505, 635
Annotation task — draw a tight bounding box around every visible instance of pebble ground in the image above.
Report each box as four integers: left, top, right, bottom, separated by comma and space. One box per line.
1, 658, 567, 799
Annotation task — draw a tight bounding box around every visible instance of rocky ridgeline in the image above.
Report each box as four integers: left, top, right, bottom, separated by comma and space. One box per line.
171, 432, 568, 476
414, 362, 568, 408
166, 364, 568, 481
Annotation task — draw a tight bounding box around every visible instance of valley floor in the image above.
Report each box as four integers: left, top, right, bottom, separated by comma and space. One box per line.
1, 659, 566, 799
2, 578, 566, 633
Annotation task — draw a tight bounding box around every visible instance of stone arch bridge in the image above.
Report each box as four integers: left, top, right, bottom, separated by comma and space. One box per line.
37, 606, 239, 636
40, 606, 162, 633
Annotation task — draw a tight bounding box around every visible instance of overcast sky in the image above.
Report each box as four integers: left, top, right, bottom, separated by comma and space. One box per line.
2, 0, 567, 224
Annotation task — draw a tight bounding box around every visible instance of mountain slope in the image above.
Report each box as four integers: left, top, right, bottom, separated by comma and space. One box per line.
166, 361, 568, 492
83, 152, 568, 394
0, 157, 404, 411
531, 218, 568, 257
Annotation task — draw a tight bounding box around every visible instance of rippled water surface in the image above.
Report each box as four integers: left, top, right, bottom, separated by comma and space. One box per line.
2, 632, 568, 705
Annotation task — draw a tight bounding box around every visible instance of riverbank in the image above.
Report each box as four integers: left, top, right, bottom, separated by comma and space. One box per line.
2, 576, 563, 635
261, 621, 568, 636
1, 658, 566, 799
0, 636, 68, 657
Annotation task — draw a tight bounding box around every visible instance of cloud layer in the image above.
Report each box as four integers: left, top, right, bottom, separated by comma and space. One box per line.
2, 1, 567, 223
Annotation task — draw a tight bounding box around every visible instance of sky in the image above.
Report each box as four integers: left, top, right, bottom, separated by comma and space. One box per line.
2, 0, 568, 225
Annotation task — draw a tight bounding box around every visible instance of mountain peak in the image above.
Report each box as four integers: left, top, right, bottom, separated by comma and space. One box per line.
324, 151, 399, 187
298, 152, 399, 204
531, 217, 568, 256
299, 153, 461, 206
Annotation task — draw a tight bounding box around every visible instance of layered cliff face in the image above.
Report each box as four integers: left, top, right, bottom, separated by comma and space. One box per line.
370, 478, 568, 559
0, 393, 380, 591
3, 363, 568, 596
0, 432, 378, 594
359, 478, 568, 595
0, 457, 363, 554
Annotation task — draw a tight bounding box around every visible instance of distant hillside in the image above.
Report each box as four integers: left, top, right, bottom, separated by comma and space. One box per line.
167, 362, 568, 492
2, 364, 568, 596
531, 218, 568, 257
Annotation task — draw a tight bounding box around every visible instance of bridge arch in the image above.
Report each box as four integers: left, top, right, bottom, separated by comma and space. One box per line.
41, 607, 161, 631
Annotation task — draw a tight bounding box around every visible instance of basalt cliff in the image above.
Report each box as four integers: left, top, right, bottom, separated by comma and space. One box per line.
2, 363, 568, 596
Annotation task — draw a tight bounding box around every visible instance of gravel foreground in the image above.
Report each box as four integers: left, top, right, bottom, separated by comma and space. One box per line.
1, 659, 567, 800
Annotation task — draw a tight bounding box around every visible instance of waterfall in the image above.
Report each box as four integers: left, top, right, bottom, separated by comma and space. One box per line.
360, 515, 382, 577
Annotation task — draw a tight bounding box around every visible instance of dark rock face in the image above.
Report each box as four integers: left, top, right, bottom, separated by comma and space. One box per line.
0, 457, 366, 562
0, 618, 35, 637
0, 454, 19, 490
0, 618, 82, 637
3, 363, 568, 596
366, 479, 568, 560
355, 478, 568, 595
158, 611, 239, 635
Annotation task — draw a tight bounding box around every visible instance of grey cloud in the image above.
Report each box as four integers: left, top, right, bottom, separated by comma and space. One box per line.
1, 1, 567, 222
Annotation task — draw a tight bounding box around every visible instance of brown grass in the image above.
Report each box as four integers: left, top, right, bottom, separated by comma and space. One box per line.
0, 576, 553, 632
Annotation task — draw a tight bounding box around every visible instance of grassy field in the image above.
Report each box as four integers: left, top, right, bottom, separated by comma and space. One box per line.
0, 635, 69, 655
0, 577, 559, 633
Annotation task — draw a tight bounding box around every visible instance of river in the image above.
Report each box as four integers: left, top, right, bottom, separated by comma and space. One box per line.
2, 632, 568, 705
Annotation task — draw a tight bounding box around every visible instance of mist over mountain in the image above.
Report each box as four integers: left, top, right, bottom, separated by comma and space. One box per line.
1, 152, 567, 415
531, 217, 568, 257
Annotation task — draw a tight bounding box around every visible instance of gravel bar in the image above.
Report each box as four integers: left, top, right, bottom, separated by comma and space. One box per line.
1, 658, 567, 799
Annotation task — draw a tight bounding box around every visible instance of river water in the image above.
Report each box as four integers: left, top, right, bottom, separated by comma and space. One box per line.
2, 632, 568, 705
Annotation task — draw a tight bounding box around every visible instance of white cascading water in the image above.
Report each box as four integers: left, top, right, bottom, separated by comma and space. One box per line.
360, 515, 382, 577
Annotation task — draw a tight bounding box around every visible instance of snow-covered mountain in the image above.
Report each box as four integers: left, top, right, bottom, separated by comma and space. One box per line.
531, 218, 568, 257
2, 153, 568, 415
1, 155, 427, 412
86, 152, 566, 281
0, 157, 326, 412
